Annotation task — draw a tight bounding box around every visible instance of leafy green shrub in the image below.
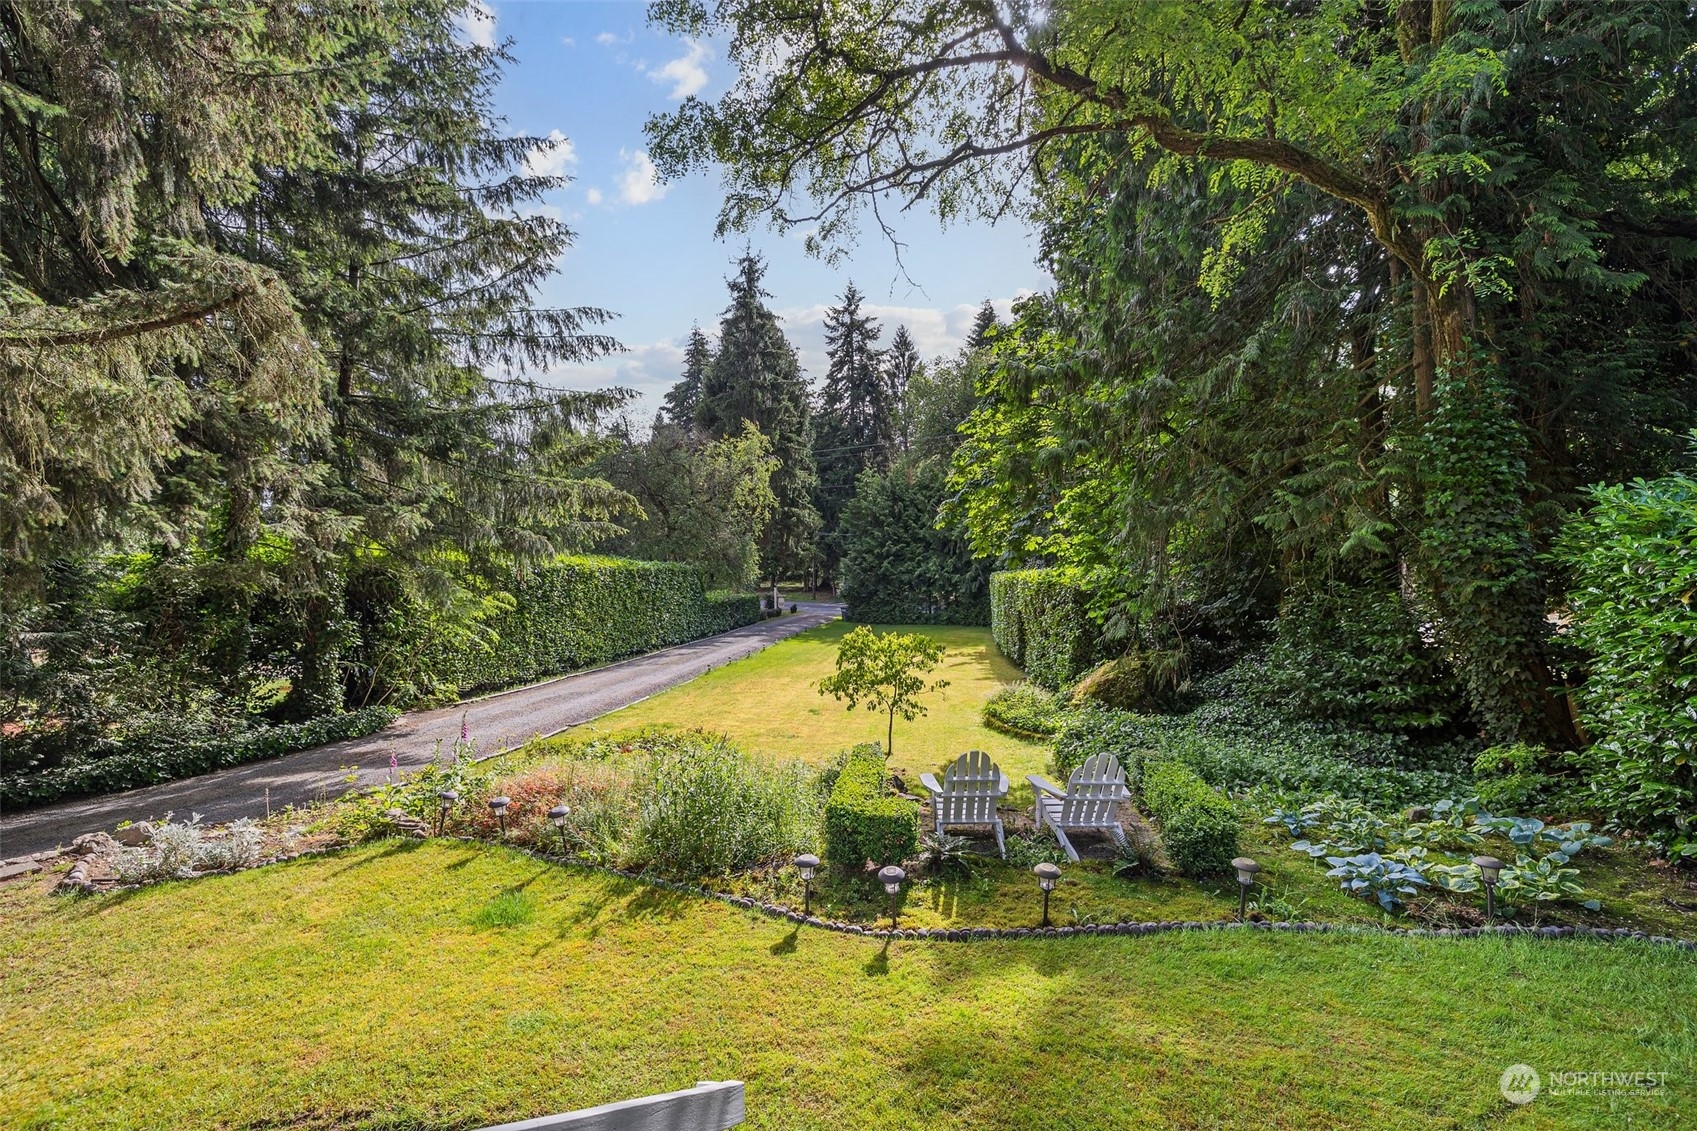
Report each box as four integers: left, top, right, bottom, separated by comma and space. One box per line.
1558, 468, 1697, 854
989, 569, 1100, 690
1471, 742, 1560, 814
424, 556, 761, 695
982, 683, 1065, 737
1141, 760, 1239, 876
1260, 584, 1459, 732
822, 743, 920, 866
0, 706, 399, 809
1053, 663, 1475, 809
628, 734, 818, 878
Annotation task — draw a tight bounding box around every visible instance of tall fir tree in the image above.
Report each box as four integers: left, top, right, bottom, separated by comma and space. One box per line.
965, 300, 1000, 352
884, 324, 923, 452
662, 326, 713, 429
699, 254, 819, 583
812, 282, 892, 579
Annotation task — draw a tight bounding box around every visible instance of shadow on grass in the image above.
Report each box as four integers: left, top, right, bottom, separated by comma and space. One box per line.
770, 925, 801, 955
864, 938, 891, 976
325, 837, 423, 876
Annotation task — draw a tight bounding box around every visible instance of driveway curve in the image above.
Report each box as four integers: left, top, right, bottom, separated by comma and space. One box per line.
1, 603, 841, 858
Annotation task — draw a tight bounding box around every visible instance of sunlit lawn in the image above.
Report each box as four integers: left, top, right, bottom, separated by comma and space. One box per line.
3, 841, 1694, 1130
583, 622, 1050, 792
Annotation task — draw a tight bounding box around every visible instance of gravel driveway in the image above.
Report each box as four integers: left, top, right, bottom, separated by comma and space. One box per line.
0, 604, 841, 858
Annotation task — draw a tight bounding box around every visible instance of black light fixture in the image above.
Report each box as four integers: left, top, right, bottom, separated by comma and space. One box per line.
878, 865, 906, 928
548, 804, 571, 854
436, 790, 459, 836
1472, 855, 1504, 922
1033, 862, 1061, 927
793, 853, 820, 916
488, 794, 511, 838
1231, 857, 1262, 922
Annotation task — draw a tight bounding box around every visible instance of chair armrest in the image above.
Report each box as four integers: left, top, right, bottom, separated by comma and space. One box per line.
918, 773, 943, 796
996, 773, 1011, 797
1027, 774, 1065, 798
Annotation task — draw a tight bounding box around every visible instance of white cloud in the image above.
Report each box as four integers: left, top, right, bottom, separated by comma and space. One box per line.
584, 187, 604, 206
647, 39, 712, 100
543, 339, 688, 419
560, 36, 576, 48
616, 149, 668, 206
452, 0, 496, 49
595, 30, 630, 46
521, 129, 577, 179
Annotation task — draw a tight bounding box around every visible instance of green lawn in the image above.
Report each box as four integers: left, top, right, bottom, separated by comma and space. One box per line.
583, 622, 1050, 788
3, 842, 1693, 1130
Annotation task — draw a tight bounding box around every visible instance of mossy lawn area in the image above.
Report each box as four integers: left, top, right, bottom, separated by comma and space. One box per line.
2, 842, 1693, 1130
583, 622, 1048, 785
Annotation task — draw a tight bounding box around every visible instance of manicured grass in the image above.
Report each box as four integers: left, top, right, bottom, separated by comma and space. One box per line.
2, 842, 1693, 1130
582, 622, 1050, 788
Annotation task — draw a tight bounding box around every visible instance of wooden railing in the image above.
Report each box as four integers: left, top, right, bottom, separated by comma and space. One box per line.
473, 1081, 745, 1131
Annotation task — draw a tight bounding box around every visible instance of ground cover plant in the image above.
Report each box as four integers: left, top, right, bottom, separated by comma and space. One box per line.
4, 842, 1696, 1130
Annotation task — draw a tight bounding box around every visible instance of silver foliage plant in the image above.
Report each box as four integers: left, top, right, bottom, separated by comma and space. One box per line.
113, 815, 265, 884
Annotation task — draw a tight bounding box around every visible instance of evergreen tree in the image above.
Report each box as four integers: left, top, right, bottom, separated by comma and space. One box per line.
211, 2, 631, 714
965, 300, 1000, 353
882, 326, 923, 441
662, 326, 713, 428
699, 254, 819, 582
812, 282, 893, 579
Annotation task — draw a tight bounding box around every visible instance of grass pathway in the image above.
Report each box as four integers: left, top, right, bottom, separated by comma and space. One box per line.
2, 842, 1692, 1130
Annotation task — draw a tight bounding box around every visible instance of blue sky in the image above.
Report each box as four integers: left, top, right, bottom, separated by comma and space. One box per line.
457, 1, 1051, 419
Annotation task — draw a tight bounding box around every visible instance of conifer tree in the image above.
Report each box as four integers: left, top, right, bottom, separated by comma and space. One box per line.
699, 254, 819, 582
662, 326, 713, 429
813, 282, 892, 578
884, 324, 923, 452
965, 300, 1000, 353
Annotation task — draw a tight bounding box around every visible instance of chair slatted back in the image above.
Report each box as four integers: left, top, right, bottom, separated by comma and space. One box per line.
935, 749, 1002, 824
1060, 753, 1126, 827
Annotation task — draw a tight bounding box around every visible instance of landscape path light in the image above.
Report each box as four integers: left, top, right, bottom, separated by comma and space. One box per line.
1231, 857, 1262, 922
488, 795, 511, 838
436, 790, 459, 837
793, 853, 820, 916
878, 865, 906, 928
548, 804, 571, 855
1033, 862, 1061, 927
1472, 855, 1505, 923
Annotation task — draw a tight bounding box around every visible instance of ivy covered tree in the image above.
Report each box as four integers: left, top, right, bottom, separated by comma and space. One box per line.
700, 253, 819, 583
647, 0, 1697, 743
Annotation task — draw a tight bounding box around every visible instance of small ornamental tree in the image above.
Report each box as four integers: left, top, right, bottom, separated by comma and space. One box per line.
817, 626, 948, 758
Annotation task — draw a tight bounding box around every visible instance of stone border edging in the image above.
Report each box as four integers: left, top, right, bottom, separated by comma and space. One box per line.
48, 834, 1697, 953
492, 842, 1697, 953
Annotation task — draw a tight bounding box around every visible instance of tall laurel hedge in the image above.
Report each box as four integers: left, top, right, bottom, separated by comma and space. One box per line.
988, 569, 1099, 690
428, 557, 761, 694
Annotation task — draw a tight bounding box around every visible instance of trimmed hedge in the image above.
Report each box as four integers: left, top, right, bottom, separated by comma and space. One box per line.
428, 557, 762, 694
989, 569, 1099, 690
982, 683, 1065, 738
0, 706, 398, 809
822, 743, 920, 867
1142, 759, 1240, 876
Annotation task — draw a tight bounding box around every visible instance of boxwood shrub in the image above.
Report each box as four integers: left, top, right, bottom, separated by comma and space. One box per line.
1142, 759, 1240, 876
822, 743, 920, 867
0, 706, 399, 809
988, 569, 1100, 690
426, 557, 761, 694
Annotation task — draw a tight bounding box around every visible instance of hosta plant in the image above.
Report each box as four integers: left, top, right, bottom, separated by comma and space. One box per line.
1324, 852, 1429, 911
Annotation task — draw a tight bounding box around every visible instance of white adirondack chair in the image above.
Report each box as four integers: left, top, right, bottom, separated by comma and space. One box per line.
919, 749, 1010, 857
1027, 753, 1130, 862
